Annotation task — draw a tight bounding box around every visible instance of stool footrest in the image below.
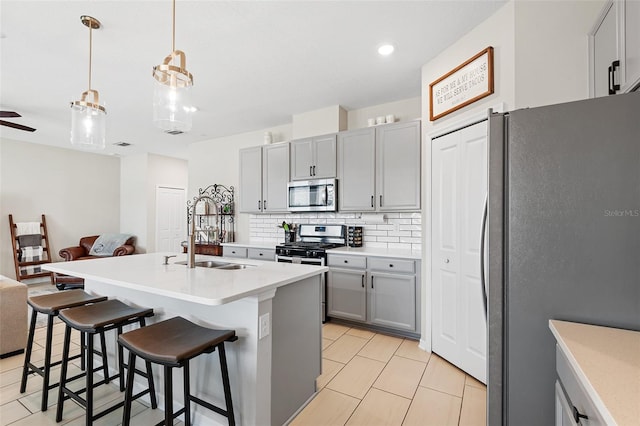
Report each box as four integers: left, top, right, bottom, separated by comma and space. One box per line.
191, 394, 231, 419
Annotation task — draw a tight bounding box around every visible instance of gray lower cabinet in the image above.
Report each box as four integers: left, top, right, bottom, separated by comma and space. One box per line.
327, 253, 419, 334
369, 272, 416, 331
327, 269, 366, 321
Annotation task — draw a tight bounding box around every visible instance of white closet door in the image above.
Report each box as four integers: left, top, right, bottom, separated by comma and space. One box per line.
431, 121, 487, 383
156, 187, 186, 252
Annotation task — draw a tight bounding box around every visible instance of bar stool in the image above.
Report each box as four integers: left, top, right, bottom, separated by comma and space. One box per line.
21, 289, 107, 411
56, 299, 156, 425
118, 317, 237, 426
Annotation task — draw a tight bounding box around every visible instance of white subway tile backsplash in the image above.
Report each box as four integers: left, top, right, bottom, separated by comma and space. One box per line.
248, 212, 423, 251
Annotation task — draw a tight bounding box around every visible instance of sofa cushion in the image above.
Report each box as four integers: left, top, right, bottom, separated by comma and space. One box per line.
89, 233, 134, 257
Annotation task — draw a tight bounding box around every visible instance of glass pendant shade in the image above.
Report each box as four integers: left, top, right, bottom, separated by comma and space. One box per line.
153, 50, 193, 134
70, 100, 106, 150
70, 16, 106, 150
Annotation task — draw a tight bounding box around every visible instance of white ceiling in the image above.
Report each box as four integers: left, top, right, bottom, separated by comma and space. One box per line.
0, 0, 505, 159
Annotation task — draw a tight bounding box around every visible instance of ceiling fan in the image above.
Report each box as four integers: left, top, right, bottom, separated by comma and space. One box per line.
0, 111, 36, 132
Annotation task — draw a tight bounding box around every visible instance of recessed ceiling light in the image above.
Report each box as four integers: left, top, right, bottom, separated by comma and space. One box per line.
378, 44, 395, 56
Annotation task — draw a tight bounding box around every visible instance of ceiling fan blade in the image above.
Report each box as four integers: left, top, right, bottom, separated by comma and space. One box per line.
0, 111, 21, 118
0, 120, 36, 132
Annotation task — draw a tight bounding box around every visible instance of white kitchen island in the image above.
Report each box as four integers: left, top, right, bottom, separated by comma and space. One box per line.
43, 253, 326, 426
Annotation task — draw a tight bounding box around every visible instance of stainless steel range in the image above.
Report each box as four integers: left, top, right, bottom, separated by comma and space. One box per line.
275, 224, 346, 322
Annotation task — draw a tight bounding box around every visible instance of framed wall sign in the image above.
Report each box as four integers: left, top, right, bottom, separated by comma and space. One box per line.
429, 47, 494, 121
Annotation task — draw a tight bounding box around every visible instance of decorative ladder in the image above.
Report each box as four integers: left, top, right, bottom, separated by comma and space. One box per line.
9, 214, 53, 284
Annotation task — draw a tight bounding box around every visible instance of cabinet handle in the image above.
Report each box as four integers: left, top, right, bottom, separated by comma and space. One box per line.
344, 259, 348, 263
389, 264, 394, 268
313, 165, 316, 176
232, 251, 236, 254
572, 406, 588, 423
612, 60, 620, 92
258, 200, 261, 210
361, 274, 365, 288
309, 165, 313, 176
380, 195, 383, 207
371, 196, 374, 208
371, 276, 374, 289
608, 64, 614, 95
259, 253, 263, 256
263, 200, 267, 210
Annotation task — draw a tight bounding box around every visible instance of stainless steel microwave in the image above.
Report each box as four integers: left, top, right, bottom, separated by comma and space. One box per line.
287, 178, 337, 212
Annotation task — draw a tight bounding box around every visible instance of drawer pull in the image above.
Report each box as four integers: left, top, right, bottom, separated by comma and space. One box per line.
232, 251, 236, 254
389, 264, 393, 268
572, 406, 588, 423
259, 253, 263, 256
344, 260, 348, 263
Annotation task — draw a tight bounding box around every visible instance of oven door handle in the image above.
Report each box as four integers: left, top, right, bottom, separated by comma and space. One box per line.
276, 255, 324, 266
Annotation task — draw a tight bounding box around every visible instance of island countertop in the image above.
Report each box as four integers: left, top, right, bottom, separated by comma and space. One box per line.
43, 252, 327, 306
549, 320, 640, 426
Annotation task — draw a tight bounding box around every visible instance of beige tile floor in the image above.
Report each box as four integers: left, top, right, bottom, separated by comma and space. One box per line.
291, 322, 487, 426
0, 320, 486, 426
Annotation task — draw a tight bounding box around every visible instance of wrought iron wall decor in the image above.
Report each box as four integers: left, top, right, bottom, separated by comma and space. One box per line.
187, 184, 235, 244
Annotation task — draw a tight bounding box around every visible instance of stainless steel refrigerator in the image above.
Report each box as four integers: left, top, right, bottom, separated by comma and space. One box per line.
486, 92, 640, 425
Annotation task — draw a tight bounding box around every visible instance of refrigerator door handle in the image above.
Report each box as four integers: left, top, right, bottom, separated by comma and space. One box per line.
480, 194, 488, 320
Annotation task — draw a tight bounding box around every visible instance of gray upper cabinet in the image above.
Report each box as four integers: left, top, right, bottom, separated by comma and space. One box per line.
338, 121, 421, 212
239, 146, 263, 213
262, 143, 289, 213
376, 121, 421, 211
239, 143, 289, 213
290, 134, 337, 180
337, 128, 376, 211
590, 0, 640, 97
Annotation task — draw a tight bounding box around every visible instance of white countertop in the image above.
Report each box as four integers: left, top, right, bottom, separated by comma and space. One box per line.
43, 253, 326, 306
327, 246, 422, 260
549, 320, 640, 426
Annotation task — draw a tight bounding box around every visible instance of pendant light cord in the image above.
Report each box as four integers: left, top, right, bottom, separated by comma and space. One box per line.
88, 23, 93, 90
172, 0, 176, 52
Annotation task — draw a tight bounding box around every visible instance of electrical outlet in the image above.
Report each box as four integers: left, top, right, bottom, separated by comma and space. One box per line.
259, 313, 270, 339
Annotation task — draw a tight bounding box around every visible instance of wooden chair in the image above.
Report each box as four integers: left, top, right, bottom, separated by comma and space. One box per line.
9, 214, 53, 284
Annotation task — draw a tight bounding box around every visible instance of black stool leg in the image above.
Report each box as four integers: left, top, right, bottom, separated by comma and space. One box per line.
164, 366, 173, 426
218, 343, 235, 426
80, 332, 86, 371
41, 314, 55, 411
56, 325, 72, 422
117, 326, 125, 391
20, 308, 38, 393
86, 332, 94, 426
122, 350, 137, 426
183, 361, 191, 426
146, 359, 158, 409
99, 331, 109, 384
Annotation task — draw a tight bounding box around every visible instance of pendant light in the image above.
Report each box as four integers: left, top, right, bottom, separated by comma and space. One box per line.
152, 0, 193, 134
70, 16, 106, 150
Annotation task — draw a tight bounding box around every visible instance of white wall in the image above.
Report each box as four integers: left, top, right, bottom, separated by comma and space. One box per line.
120, 153, 188, 253
292, 105, 347, 139
347, 97, 422, 129
0, 138, 120, 280
120, 154, 149, 252
514, 0, 605, 108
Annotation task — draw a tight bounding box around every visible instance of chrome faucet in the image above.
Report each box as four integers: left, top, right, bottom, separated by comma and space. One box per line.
187, 195, 219, 268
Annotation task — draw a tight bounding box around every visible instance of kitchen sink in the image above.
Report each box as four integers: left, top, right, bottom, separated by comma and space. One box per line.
215, 264, 256, 270
175, 260, 230, 268
175, 260, 255, 269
